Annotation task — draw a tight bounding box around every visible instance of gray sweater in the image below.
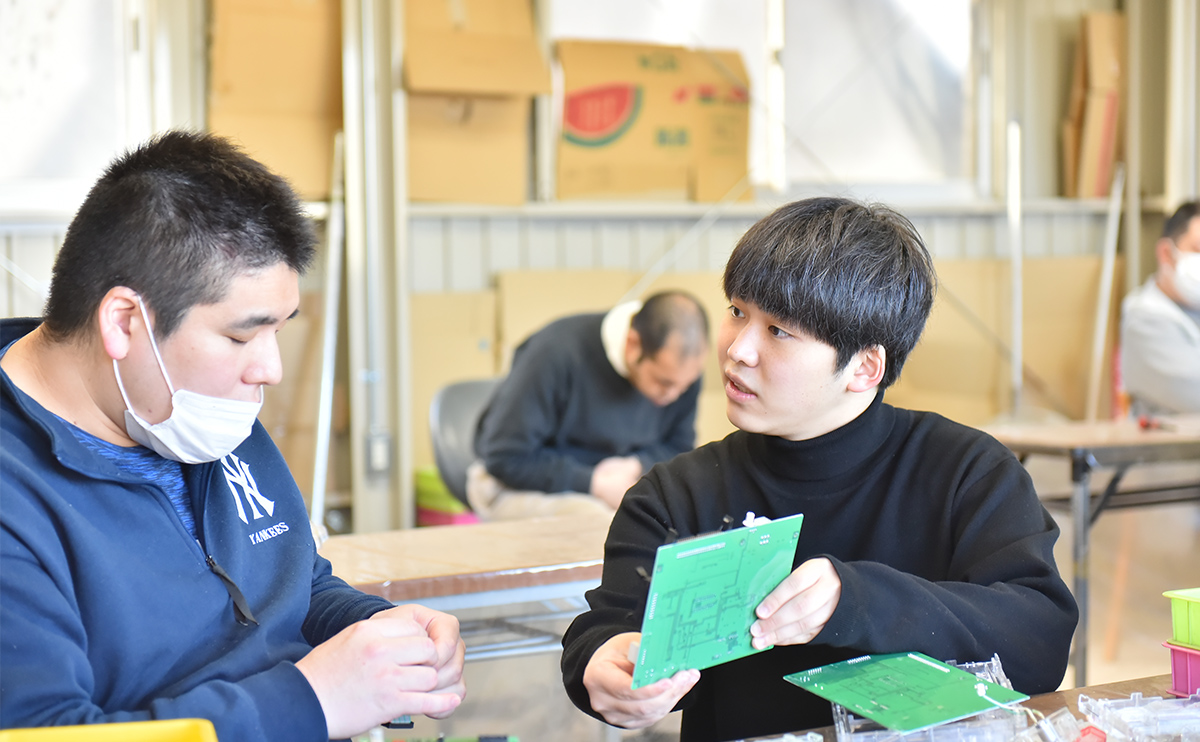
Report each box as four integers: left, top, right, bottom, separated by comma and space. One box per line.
475, 312, 701, 494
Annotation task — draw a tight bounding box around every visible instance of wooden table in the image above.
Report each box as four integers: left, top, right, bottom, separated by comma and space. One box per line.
986, 417, 1200, 686
319, 515, 609, 659
1021, 674, 1176, 718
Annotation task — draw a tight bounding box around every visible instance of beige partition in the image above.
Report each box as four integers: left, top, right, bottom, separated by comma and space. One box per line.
494, 270, 637, 371
888, 255, 1123, 426
410, 292, 497, 470
886, 261, 1009, 424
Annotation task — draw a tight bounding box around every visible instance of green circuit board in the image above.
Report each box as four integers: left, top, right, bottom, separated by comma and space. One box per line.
631, 513, 803, 689
784, 652, 1029, 732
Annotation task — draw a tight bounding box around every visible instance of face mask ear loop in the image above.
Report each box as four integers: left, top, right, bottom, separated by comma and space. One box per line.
134, 296, 178, 396
112, 359, 138, 412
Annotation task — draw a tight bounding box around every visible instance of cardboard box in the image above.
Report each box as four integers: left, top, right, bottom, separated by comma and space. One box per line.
1061, 29, 1087, 198
1076, 88, 1123, 198
556, 41, 750, 202
1061, 11, 1125, 198
208, 0, 342, 201
404, 0, 550, 205
1081, 12, 1125, 91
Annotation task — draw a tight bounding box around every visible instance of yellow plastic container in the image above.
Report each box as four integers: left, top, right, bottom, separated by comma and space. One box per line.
1164, 587, 1200, 650
0, 719, 217, 742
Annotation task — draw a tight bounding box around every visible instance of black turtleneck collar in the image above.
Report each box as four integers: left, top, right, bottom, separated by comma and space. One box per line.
746, 392, 897, 482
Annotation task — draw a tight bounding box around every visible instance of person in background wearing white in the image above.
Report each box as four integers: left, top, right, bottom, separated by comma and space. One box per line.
1120, 201, 1200, 415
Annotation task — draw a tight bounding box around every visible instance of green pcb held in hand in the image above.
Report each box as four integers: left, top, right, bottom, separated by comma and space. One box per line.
631, 512, 804, 689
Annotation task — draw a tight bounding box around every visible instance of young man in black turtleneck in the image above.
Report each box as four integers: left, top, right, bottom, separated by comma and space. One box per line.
560, 197, 1078, 742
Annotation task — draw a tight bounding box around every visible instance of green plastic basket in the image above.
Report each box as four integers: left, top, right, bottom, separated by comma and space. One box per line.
1164, 587, 1200, 650
415, 466, 469, 513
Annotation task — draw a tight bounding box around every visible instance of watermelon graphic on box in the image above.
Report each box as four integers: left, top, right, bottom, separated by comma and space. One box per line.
563, 83, 643, 147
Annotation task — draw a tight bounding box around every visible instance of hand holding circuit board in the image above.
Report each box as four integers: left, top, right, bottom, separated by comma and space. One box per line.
630, 512, 807, 688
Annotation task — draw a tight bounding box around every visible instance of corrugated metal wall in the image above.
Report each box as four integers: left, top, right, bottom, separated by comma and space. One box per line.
2, 204, 1114, 317
405, 204, 1113, 294
1, 230, 62, 319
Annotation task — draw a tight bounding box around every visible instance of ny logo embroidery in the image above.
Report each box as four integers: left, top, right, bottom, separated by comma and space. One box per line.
222, 453, 276, 524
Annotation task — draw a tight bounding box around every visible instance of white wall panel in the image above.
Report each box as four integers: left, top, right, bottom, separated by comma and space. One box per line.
526, 220, 560, 270
405, 209, 1112, 295
1049, 213, 1085, 257
1023, 214, 1052, 258
2, 231, 59, 318
670, 220, 703, 273
598, 221, 634, 269
447, 218, 486, 292
703, 220, 749, 270
562, 222, 596, 270
963, 215, 997, 260
488, 218, 523, 275
408, 218, 445, 293
632, 222, 668, 272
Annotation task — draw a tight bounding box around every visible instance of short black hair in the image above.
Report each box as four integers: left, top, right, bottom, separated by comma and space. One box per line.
1163, 201, 1200, 241
42, 130, 316, 341
631, 291, 710, 360
723, 197, 936, 389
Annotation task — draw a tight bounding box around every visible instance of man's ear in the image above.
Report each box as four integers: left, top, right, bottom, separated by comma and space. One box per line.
846, 345, 886, 393
625, 327, 644, 364
1156, 237, 1177, 271
97, 287, 142, 362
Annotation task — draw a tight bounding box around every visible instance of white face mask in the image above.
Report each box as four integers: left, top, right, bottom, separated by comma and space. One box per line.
1173, 247, 1200, 310
113, 297, 263, 464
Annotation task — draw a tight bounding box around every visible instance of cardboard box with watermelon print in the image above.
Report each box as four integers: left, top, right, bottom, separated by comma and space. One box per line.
403, 0, 551, 205
556, 40, 751, 203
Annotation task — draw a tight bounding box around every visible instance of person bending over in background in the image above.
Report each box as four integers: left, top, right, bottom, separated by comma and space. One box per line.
560, 197, 1078, 742
0, 131, 464, 741
1120, 200, 1200, 415
470, 291, 709, 520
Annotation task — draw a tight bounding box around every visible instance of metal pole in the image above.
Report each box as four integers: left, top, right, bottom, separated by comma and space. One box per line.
1006, 120, 1023, 416
310, 133, 346, 536
361, 0, 392, 480
1085, 164, 1125, 422
1124, 0, 1142, 292
390, 0, 415, 529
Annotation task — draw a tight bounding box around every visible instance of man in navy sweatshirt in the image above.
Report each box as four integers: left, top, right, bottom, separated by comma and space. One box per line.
0, 131, 464, 740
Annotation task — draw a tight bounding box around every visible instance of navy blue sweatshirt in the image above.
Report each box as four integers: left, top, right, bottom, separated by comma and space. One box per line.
0, 318, 393, 739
